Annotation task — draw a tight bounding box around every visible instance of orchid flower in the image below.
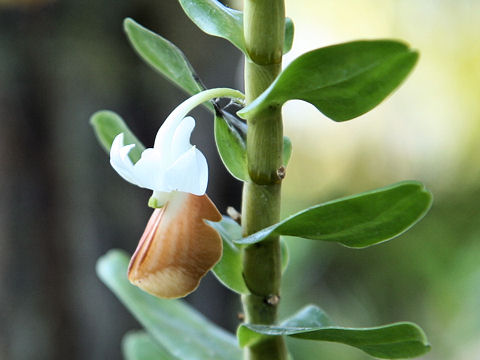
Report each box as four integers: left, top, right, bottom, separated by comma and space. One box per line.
109, 88, 244, 298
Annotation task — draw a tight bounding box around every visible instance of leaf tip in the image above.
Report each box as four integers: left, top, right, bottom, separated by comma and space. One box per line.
405, 48, 420, 69
236, 95, 274, 120
412, 181, 434, 212
123, 17, 143, 39
236, 326, 246, 347
89, 111, 101, 126
235, 107, 248, 120
89, 110, 112, 126
123, 17, 135, 30
96, 249, 128, 283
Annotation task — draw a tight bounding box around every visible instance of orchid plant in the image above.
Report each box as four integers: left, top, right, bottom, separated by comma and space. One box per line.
91, 1, 433, 359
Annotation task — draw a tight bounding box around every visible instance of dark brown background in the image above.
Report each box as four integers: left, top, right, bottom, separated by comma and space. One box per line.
0, 1, 242, 359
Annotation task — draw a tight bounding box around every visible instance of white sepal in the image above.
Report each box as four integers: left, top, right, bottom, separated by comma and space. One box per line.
109, 117, 208, 201
109, 88, 245, 206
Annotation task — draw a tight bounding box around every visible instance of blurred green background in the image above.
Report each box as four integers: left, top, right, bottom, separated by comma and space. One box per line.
1, 0, 479, 359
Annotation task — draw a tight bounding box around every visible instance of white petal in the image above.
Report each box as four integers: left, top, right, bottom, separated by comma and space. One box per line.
153, 117, 177, 157
110, 133, 138, 185
110, 91, 220, 196
153, 90, 221, 152
153, 99, 194, 154
131, 148, 168, 190
163, 146, 208, 195
170, 116, 195, 160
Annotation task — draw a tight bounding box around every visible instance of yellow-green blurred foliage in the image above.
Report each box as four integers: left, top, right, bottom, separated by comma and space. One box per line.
264, 1, 480, 359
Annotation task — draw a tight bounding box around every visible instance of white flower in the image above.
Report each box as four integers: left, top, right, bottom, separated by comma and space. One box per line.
109, 95, 209, 206
105, 89, 244, 298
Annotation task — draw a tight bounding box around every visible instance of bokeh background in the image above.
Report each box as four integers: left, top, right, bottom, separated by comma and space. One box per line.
1, 0, 479, 359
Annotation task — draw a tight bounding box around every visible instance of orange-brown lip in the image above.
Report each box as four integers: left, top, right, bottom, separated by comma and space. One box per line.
128, 192, 222, 299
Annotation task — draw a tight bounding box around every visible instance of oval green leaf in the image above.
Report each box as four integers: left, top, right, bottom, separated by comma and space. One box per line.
238, 305, 430, 359
124, 18, 205, 96
178, 0, 245, 53
209, 217, 289, 294
282, 135, 292, 166
178, 0, 294, 55
238, 40, 418, 121
280, 237, 289, 273
235, 181, 432, 248
209, 217, 249, 294
214, 112, 292, 181
97, 250, 242, 360
90, 110, 145, 163
123, 331, 179, 360
283, 18, 294, 54
281, 304, 333, 328
238, 305, 332, 347
214, 112, 248, 181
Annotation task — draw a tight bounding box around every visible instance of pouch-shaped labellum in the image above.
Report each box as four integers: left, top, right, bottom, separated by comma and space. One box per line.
128, 192, 222, 298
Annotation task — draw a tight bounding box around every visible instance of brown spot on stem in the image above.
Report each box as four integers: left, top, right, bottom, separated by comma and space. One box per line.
266, 294, 280, 306
276, 166, 286, 180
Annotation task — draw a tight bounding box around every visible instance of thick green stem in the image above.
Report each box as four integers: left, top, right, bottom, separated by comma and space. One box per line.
241, 0, 286, 359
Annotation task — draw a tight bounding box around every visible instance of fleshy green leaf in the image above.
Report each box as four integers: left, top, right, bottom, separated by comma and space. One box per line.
214, 111, 292, 181
282, 136, 292, 166
90, 110, 145, 163
123, 331, 179, 360
280, 238, 289, 272
178, 0, 245, 52
97, 250, 242, 360
238, 40, 418, 121
238, 305, 332, 347
238, 305, 430, 359
214, 112, 248, 181
281, 305, 333, 328
178, 0, 294, 55
235, 181, 432, 248
124, 18, 205, 96
210, 217, 249, 294
283, 18, 294, 54
210, 218, 289, 294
